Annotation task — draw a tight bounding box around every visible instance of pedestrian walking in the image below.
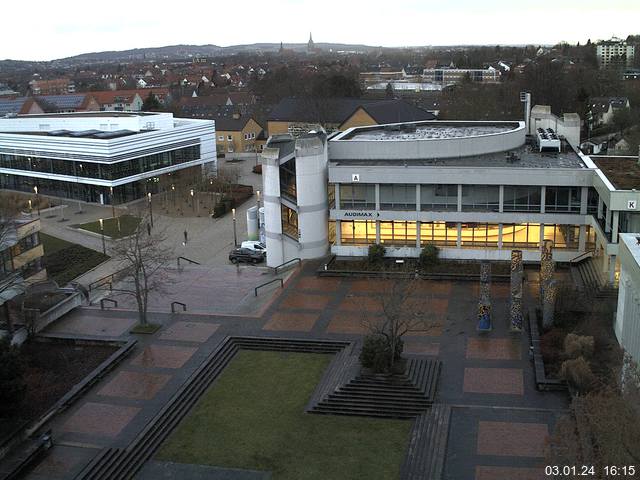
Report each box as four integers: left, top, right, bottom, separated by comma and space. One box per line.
147, 222, 151, 236
183, 229, 188, 244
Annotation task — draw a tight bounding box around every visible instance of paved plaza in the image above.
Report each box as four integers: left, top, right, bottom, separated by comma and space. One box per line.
26, 260, 567, 480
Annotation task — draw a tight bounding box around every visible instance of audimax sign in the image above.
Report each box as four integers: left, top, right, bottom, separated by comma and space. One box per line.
342, 211, 380, 218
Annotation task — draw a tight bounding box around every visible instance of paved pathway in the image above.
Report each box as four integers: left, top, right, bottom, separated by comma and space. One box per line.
25, 261, 567, 480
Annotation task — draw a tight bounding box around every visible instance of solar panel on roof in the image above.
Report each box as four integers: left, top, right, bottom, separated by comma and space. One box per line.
92, 130, 136, 139
48, 130, 71, 136
69, 129, 102, 137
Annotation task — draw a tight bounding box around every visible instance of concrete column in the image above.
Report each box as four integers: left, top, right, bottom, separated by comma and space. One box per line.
416, 221, 421, 248
415, 184, 420, 213
539, 223, 545, 251
375, 184, 380, 211
498, 224, 503, 249
335, 183, 340, 210
580, 187, 588, 215
540, 186, 546, 214
598, 197, 604, 219
457, 184, 462, 212
498, 185, 504, 213
456, 223, 462, 248
609, 255, 617, 285
262, 149, 284, 267
605, 207, 612, 233
375, 221, 380, 244
579, 224, 587, 252
335, 220, 341, 246
612, 211, 620, 243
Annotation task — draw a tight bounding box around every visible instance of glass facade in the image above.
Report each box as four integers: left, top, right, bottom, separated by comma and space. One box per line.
420, 222, 457, 246
0, 145, 201, 181
341, 220, 376, 244
279, 159, 296, 200
380, 221, 416, 246
340, 184, 375, 209
281, 204, 298, 239
461, 185, 500, 212
380, 184, 415, 210
545, 187, 581, 212
421, 185, 457, 211
334, 221, 584, 251
503, 186, 542, 212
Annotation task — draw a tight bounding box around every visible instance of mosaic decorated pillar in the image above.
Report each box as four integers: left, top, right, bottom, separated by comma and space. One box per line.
477, 261, 492, 332
540, 239, 555, 300
542, 279, 557, 329
510, 250, 524, 332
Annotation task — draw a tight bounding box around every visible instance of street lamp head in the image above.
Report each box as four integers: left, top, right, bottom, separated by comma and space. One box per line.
99, 218, 103, 228
33, 186, 38, 194
190, 189, 194, 196
232, 208, 236, 219
147, 192, 152, 202
171, 185, 175, 191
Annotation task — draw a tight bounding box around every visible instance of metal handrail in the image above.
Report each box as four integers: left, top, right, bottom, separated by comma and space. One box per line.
171, 301, 187, 313
88, 267, 128, 291
177, 256, 201, 268
100, 298, 118, 310
569, 250, 595, 264
254, 278, 284, 296
273, 258, 301, 275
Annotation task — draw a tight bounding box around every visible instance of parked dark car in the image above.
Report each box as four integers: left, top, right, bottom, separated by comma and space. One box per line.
229, 247, 265, 264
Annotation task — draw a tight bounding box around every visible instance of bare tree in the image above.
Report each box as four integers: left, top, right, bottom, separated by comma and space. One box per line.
109, 214, 173, 326
363, 279, 442, 372
0, 202, 26, 335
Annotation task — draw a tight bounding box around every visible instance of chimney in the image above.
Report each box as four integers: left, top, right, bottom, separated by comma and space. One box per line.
520, 92, 531, 133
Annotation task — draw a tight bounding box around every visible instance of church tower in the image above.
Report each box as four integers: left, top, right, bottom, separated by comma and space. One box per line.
307, 32, 315, 53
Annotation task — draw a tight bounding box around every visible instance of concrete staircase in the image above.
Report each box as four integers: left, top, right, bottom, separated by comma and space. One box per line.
574, 257, 617, 299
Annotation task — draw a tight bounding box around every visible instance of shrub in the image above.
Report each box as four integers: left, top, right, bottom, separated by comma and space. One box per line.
419, 243, 440, 269
564, 333, 595, 360
367, 244, 386, 268
0, 339, 26, 416
561, 356, 596, 392
360, 334, 404, 374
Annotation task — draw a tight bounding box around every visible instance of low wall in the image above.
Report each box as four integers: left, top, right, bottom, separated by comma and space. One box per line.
35, 292, 84, 333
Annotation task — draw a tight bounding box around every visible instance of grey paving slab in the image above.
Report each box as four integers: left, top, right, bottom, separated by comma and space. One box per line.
136, 460, 271, 480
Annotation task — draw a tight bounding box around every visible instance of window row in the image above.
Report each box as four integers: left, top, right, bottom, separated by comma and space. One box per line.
335, 184, 588, 213
0, 145, 201, 180
338, 220, 591, 250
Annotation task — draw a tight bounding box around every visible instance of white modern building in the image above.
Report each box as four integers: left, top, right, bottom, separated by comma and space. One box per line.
261, 103, 640, 285
0, 111, 216, 204
615, 233, 640, 368
597, 38, 636, 68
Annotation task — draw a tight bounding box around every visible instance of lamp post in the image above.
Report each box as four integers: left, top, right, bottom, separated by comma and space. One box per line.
147, 192, 154, 227
33, 186, 40, 216
99, 218, 106, 255
190, 188, 196, 214
256, 190, 261, 210
232, 208, 237, 247
171, 184, 176, 208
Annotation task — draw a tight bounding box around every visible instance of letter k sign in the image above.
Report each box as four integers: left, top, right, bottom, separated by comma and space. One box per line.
629, 200, 637, 210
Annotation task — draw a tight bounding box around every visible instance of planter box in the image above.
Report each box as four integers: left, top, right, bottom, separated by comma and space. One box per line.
528, 307, 568, 391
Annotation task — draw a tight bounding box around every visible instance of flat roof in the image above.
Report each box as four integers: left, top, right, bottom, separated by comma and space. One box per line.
12, 111, 157, 119
592, 156, 640, 190
0, 129, 141, 139
337, 121, 520, 142
330, 142, 586, 169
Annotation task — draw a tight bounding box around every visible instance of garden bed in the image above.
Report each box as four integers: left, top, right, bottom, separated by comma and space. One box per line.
76, 214, 140, 239
41, 233, 109, 285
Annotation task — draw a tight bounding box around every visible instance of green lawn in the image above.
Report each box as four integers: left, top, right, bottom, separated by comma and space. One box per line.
77, 215, 140, 239
157, 350, 411, 480
40, 233, 110, 285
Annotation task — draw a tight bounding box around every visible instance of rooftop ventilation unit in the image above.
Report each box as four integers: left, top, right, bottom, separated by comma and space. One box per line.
536, 127, 561, 152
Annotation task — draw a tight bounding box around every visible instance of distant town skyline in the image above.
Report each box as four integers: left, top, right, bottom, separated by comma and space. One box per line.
4, 0, 639, 61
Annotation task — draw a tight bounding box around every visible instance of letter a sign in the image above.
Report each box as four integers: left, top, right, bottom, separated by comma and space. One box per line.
351, 174, 360, 182
628, 200, 637, 210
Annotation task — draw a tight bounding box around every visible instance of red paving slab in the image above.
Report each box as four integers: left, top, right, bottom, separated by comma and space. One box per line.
463, 368, 524, 395
296, 276, 342, 292
45, 314, 136, 337
349, 279, 393, 294
61, 402, 140, 438
475, 466, 545, 480
326, 311, 371, 334
339, 295, 383, 313
130, 344, 197, 369
280, 293, 331, 310
98, 370, 171, 400
466, 338, 521, 360
476, 421, 549, 457
404, 342, 440, 356
412, 281, 453, 296
405, 320, 444, 337
159, 321, 219, 343
263, 312, 319, 332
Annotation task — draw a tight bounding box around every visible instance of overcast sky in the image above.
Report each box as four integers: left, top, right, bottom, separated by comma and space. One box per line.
3, 0, 638, 61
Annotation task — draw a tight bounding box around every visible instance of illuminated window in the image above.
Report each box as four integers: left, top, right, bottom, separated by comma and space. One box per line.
281, 205, 298, 239
502, 223, 541, 249
543, 224, 580, 249
379, 221, 417, 246
420, 221, 457, 247
341, 220, 376, 244
459, 223, 500, 248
